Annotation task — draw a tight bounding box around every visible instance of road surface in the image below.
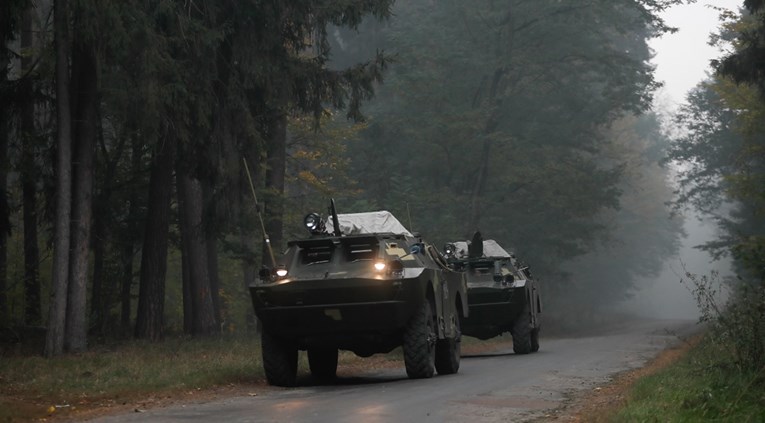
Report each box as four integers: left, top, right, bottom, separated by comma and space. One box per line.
91, 319, 698, 423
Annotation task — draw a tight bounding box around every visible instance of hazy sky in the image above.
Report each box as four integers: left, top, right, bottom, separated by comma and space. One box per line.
624, 1, 742, 319
650, 0, 741, 111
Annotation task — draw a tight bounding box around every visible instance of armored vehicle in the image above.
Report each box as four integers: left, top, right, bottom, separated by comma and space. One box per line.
250, 203, 468, 386
444, 232, 541, 354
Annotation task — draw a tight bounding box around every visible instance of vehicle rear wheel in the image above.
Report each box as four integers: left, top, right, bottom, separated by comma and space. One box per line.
403, 300, 436, 379
531, 327, 540, 352
435, 310, 461, 375
261, 330, 298, 387
308, 348, 338, 382
511, 307, 532, 355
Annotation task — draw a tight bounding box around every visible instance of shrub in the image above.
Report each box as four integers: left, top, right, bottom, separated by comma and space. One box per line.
683, 269, 765, 370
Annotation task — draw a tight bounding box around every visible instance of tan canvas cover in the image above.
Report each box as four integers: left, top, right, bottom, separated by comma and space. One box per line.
452, 239, 511, 258
326, 210, 413, 236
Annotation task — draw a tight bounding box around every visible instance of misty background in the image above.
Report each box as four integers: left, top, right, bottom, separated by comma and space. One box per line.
314, 1, 736, 325
2, 0, 759, 346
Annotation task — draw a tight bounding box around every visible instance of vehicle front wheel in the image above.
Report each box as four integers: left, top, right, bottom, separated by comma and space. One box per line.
308, 348, 338, 382
511, 307, 532, 355
403, 300, 436, 379
435, 310, 461, 375
261, 330, 298, 387
531, 327, 540, 352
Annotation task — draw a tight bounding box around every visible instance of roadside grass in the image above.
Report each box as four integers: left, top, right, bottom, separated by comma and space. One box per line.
612, 335, 765, 423
0, 335, 264, 421
0, 333, 510, 421
2, 336, 264, 394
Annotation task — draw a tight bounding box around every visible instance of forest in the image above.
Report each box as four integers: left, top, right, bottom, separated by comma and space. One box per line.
0, 0, 762, 360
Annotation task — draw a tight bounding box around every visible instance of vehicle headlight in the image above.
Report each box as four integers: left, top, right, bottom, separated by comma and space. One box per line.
275, 268, 288, 277
374, 259, 404, 276
304, 212, 325, 234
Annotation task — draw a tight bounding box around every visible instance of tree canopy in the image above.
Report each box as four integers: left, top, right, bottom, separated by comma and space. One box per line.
326, 0, 684, 308
669, 2, 765, 282
0, 0, 694, 349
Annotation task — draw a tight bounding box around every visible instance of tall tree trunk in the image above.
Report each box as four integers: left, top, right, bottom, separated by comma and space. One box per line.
119, 238, 133, 337
65, 40, 97, 353
177, 171, 218, 336
467, 67, 506, 232
90, 135, 106, 335
203, 181, 221, 325
263, 112, 287, 262
120, 137, 141, 336
91, 127, 122, 336
45, 0, 73, 358
134, 134, 175, 341
178, 176, 192, 334
207, 235, 221, 328
0, 31, 8, 325
21, 4, 41, 326
467, 136, 491, 232
90, 209, 106, 335
181, 231, 192, 334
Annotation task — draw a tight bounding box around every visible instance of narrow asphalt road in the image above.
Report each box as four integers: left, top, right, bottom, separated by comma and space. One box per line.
91, 319, 699, 423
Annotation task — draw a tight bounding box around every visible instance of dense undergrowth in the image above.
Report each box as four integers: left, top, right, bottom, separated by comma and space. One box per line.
613, 334, 765, 422
613, 271, 765, 422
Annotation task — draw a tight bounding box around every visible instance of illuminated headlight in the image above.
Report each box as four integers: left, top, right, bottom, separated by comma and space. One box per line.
304, 212, 324, 233
374, 261, 387, 272
275, 268, 288, 277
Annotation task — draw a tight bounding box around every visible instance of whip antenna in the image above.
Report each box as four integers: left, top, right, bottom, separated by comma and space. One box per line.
330, 198, 342, 237
243, 158, 277, 268
406, 202, 413, 233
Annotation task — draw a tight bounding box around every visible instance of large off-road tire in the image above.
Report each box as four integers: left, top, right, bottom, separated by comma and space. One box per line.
511, 308, 533, 355
435, 310, 461, 375
308, 348, 338, 382
531, 327, 540, 352
403, 300, 436, 379
261, 330, 298, 387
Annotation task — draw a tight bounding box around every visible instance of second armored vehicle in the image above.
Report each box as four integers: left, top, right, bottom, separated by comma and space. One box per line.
250, 203, 468, 386
445, 232, 541, 354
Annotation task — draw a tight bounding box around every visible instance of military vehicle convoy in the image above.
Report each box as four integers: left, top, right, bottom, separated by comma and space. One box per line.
444, 232, 541, 354
250, 203, 468, 386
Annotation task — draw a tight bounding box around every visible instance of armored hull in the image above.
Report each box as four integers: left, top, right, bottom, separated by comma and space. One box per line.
446, 237, 542, 352
250, 211, 468, 386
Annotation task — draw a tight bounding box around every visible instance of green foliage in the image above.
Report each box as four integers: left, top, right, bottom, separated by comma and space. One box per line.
670, 15, 765, 274
0, 0, 398, 337
0, 331, 513, 420
661, 9, 765, 419
0, 0, 688, 338
669, 6, 765, 282
281, 114, 368, 240
714, 1, 765, 100
329, 0, 684, 309
0, 335, 264, 402
616, 337, 765, 422
682, 269, 765, 370
666, 83, 745, 217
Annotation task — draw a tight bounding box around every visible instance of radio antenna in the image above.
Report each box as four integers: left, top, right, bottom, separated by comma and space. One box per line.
406, 202, 414, 233
242, 158, 276, 268
330, 198, 342, 236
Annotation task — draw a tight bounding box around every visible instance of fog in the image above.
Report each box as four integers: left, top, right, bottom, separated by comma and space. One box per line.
622, 2, 738, 321
619, 214, 733, 320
